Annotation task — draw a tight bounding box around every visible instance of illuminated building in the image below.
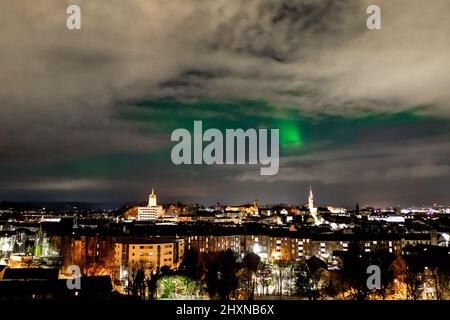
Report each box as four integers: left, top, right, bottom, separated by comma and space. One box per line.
225, 200, 259, 216
137, 189, 163, 221
186, 235, 405, 263
307, 187, 321, 225
60, 235, 114, 275
186, 235, 241, 254
327, 206, 347, 214
114, 238, 184, 276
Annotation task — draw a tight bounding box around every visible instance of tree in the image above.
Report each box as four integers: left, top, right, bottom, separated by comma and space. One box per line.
399, 245, 450, 300
158, 276, 176, 299
205, 249, 239, 300
238, 253, 260, 300
146, 269, 161, 301
295, 256, 329, 300
127, 265, 146, 299
370, 246, 395, 299
272, 261, 295, 296
179, 249, 203, 280
178, 249, 204, 298
255, 260, 272, 297
404, 267, 424, 300
395, 256, 424, 300
326, 270, 349, 299
429, 264, 450, 300
341, 241, 370, 300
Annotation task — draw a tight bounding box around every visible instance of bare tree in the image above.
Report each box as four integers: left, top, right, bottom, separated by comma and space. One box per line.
430, 266, 450, 300
392, 256, 424, 300
272, 261, 294, 296
295, 256, 329, 300
239, 252, 260, 300
127, 264, 146, 299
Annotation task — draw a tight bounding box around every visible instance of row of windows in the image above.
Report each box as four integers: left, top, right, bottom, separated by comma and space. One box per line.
406, 240, 430, 245
129, 244, 174, 250
129, 251, 173, 256
130, 250, 173, 256
132, 245, 154, 250
129, 258, 172, 264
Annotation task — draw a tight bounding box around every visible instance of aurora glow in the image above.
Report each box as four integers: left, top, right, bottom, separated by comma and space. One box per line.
0, 1, 449, 207
277, 120, 303, 149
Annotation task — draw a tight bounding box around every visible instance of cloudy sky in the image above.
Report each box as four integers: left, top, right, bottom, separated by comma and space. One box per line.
0, 0, 449, 207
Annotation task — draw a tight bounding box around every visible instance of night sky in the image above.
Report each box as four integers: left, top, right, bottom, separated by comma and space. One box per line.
1, 0, 449, 207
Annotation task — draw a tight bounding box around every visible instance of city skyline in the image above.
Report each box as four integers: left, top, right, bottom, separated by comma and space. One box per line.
1, 186, 448, 212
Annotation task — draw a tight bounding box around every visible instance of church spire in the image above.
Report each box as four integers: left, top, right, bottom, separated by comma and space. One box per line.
148, 188, 157, 206
308, 186, 314, 209
307, 186, 320, 225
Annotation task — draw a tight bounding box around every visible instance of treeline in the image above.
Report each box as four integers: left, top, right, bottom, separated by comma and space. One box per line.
123, 242, 450, 300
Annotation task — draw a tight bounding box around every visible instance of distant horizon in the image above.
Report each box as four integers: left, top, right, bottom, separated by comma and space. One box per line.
1, 197, 448, 211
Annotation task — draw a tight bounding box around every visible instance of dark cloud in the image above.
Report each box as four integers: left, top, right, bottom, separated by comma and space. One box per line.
0, 0, 449, 205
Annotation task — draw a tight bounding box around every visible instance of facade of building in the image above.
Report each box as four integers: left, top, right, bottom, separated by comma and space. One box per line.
114, 237, 184, 274
186, 235, 241, 254
184, 234, 405, 263
137, 189, 163, 221
225, 200, 259, 216
60, 235, 115, 275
